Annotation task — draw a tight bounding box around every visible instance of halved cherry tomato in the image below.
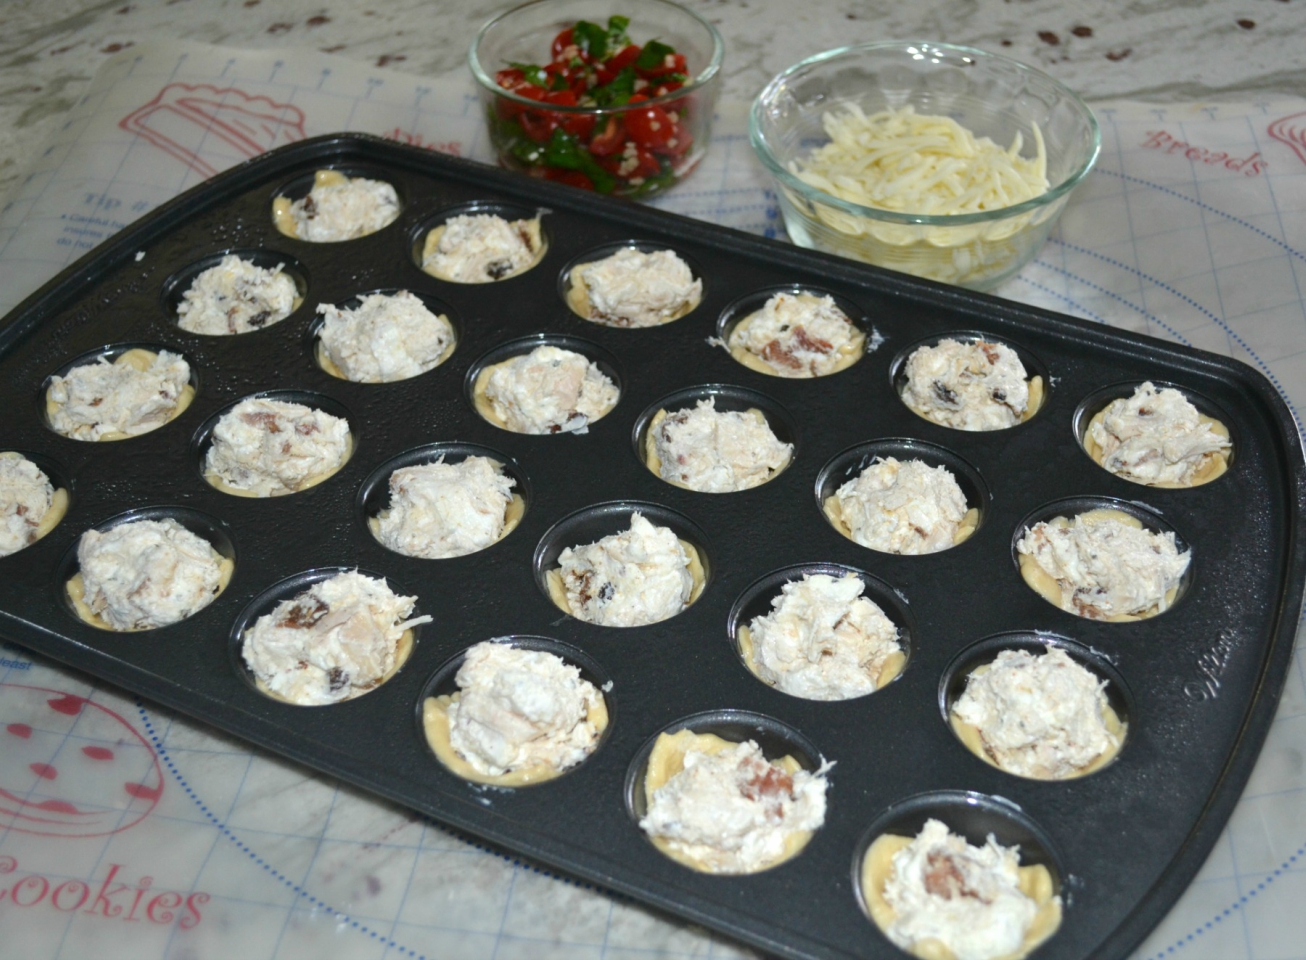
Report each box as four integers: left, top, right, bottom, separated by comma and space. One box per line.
624, 99, 676, 151
595, 43, 641, 85
543, 89, 595, 139
551, 28, 575, 61
587, 116, 626, 157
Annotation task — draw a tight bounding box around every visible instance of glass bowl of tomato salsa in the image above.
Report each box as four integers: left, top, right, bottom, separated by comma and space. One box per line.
470, 0, 724, 198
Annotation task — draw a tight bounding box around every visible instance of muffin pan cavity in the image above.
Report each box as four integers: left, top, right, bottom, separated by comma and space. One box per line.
532, 500, 710, 627
1012, 495, 1193, 620
227, 565, 424, 705
270, 164, 405, 243
40, 340, 200, 442
162, 248, 308, 334
1074, 379, 1236, 487
559, 240, 705, 327
56, 505, 235, 632
357, 441, 530, 558
191, 389, 358, 498
727, 561, 914, 699
715, 284, 870, 378
632, 383, 798, 492
412, 199, 549, 283
890, 329, 1051, 430
416, 635, 614, 787
853, 791, 1064, 958
939, 632, 1133, 779
815, 438, 990, 554
306, 287, 461, 382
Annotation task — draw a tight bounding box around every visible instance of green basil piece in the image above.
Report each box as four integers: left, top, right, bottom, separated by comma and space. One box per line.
572, 20, 608, 59
590, 66, 636, 108
508, 62, 549, 88
636, 40, 675, 70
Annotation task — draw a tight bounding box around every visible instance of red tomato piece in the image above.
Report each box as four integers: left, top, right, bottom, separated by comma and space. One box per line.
551, 28, 575, 61
587, 116, 626, 157
544, 168, 595, 190
624, 102, 675, 150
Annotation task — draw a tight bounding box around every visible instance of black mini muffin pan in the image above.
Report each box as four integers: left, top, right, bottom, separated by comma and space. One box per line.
0, 134, 1302, 960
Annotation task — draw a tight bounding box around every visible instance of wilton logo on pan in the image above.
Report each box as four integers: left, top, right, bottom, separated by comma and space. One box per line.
1183, 630, 1241, 702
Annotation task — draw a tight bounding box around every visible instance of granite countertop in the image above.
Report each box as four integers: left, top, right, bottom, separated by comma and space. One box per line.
0, 0, 1302, 200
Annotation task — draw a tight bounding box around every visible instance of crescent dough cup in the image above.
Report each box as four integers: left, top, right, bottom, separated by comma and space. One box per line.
642, 408, 792, 490
0, 452, 68, 547
422, 689, 609, 787
471, 357, 618, 433
900, 375, 1045, 428
1083, 407, 1230, 488
420, 218, 546, 283
251, 628, 415, 705
203, 434, 354, 498
367, 491, 527, 553
545, 540, 706, 619
949, 661, 1126, 779
316, 331, 457, 382
1018, 508, 1181, 622
642, 729, 813, 873
823, 496, 979, 549
46, 349, 196, 442
272, 170, 349, 237
861, 833, 1062, 960
727, 311, 865, 378
67, 555, 234, 632
736, 623, 906, 692
565, 270, 700, 326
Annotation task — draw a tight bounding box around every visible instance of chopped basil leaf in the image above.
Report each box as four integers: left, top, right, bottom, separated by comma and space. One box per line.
508, 62, 549, 88
550, 73, 569, 91
541, 129, 616, 193
572, 20, 608, 59
636, 40, 675, 70
606, 15, 631, 50
590, 66, 636, 107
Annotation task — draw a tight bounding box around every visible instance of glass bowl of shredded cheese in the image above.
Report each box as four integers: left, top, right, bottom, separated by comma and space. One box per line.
750, 41, 1099, 290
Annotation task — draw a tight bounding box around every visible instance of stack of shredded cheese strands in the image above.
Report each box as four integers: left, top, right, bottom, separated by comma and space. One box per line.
788, 105, 1049, 274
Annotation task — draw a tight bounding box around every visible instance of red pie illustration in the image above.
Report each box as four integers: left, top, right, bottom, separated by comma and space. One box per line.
0, 684, 164, 838
1268, 112, 1306, 167
119, 83, 308, 179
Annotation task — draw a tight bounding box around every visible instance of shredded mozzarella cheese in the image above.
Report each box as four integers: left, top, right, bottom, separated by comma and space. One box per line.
790, 105, 1048, 217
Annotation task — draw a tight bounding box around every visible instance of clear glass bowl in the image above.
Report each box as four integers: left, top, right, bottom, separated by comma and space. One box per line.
469, 0, 723, 199
750, 42, 1099, 291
